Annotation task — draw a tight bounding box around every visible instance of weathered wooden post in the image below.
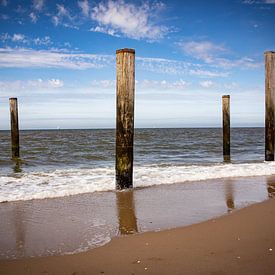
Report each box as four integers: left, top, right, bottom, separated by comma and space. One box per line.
265, 51, 275, 161
116, 49, 135, 189
222, 95, 230, 162
9, 98, 20, 159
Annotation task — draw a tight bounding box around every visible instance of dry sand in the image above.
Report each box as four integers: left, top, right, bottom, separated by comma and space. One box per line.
1, 197, 275, 275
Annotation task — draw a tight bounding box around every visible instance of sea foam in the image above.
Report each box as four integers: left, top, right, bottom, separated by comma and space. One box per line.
1, 161, 275, 202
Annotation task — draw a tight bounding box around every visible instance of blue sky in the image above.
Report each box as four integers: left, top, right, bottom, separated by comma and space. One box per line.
0, 0, 274, 129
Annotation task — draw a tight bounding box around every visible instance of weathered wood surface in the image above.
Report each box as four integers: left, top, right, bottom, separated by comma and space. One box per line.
9, 98, 20, 159
116, 49, 135, 189
265, 51, 275, 161
222, 95, 230, 162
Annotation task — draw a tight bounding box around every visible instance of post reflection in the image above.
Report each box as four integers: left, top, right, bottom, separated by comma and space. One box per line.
225, 180, 235, 212
266, 177, 275, 197
14, 205, 25, 258
116, 190, 138, 235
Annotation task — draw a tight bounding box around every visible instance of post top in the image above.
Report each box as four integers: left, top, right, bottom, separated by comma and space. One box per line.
222, 95, 230, 98
264, 51, 275, 55
116, 48, 135, 54
9, 97, 17, 100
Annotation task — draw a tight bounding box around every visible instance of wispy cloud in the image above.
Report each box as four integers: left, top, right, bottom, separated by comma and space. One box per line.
52, 3, 78, 29
137, 79, 189, 91
29, 12, 38, 23
242, 0, 275, 4
0, 47, 231, 78
0, 48, 114, 69
178, 40, 262, 69
178, 41, 226, 63
199, 80, 215, 88
78, 0, 90, 17
32, 0, 44, 11
90, 0, 169, 40
11, 33, 27, 42
0, 78, 64, 94
0, 33, 52, 46
137, 56, 229, 77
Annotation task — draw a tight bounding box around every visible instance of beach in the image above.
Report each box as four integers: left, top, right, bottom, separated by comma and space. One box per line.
0, 174, 275, 274
0, 193, 274, 274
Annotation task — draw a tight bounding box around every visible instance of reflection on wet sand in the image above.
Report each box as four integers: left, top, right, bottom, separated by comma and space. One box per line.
14, 206, 25, 258
116, 190, 138, 235
266, 177, 275, 197
225, 180, 235, 212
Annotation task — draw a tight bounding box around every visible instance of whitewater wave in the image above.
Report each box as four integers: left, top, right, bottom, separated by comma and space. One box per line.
1, 162, 275, 202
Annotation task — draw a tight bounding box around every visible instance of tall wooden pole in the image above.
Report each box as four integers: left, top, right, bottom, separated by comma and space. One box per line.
9, 98, 20, 159
222, 95, 230, 162
116, 49, 135, 189
265, 51, 275, 161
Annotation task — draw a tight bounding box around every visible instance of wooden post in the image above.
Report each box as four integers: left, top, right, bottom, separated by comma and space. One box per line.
265, 51, 275, 161
116, 48, 135, 189
222, 95, 230, 162
9, 98, 20, 159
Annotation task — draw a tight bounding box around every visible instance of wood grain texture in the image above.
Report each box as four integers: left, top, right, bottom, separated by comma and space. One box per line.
265, 51, 275, 161
222, 95, 230, 161
116, 49, 135, 189
9, 98, 20, 159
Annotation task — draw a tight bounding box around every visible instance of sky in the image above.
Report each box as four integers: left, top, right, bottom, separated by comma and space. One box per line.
0, 0, 274, 129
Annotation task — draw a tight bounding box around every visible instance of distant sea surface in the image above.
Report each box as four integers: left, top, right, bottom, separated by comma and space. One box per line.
1, 127, 275, 202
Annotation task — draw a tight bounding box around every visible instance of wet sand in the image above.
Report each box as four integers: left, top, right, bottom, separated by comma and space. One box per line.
0, 175, 275, 274
0, 197, 275, 274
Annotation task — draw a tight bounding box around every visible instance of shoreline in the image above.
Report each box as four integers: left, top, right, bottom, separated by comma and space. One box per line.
0, 175, 274, 260
1, 197, 275, 274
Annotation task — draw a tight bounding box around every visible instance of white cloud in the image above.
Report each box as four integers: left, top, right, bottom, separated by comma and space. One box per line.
12, 34, 27, 42
48, 79, 64, 88
32, 0, 44, 11
1, 33, 52, 47
90, 79, 115, 88
178, 41, 226, 63
138, 79, 189, 91
0, 47, 230, 77
52, 16, 59, 26
90, 0, 168, 40
0, 78, 64, 93
178, 40, 262, 70
90, 26, 119, 37
199, 80, 215, 88
29, 12, 38, 23
242, 0, 275, 4
0, 48, 114, 69
137, 57, 229, 77
33, 36, 51, 45
78, 0, 90, 16
190, 69, 229, 78
52, 4, 74, 27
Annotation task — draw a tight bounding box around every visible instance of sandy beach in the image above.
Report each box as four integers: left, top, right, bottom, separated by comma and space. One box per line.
0, 178, 275, 274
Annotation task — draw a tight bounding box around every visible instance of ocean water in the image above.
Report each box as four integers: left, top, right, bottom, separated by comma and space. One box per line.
1, 127, 275, 259
0, 127, 274, 202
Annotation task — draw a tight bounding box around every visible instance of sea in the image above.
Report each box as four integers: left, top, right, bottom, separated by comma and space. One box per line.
1, 127, 275, 259
0, 127, 275, 202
